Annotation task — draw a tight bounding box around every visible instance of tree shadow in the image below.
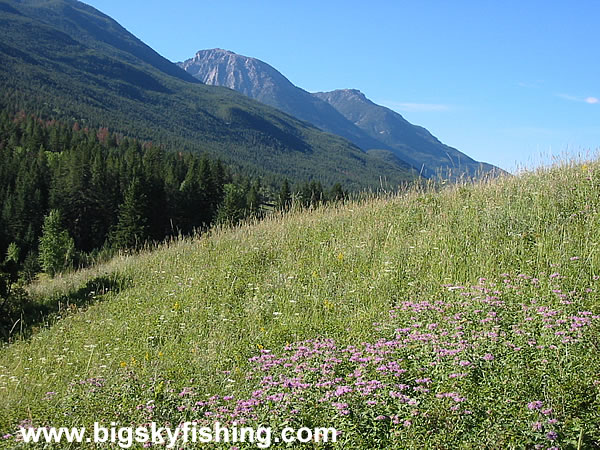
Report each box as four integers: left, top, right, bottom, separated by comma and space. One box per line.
0, 273, 130, 343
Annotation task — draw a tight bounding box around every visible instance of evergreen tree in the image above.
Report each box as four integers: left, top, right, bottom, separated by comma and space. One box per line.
0, 110, 349, 279
216, 183, 247, 225
246, 179, 263, 217
38, 209, 75, 277
177, 160, 203, 234
277, 179, 292, 211
330, 183, 346, 202
111, 177, 149, 250
310, 181, 324, 206
210, 159, 226, 208
0, 247, 20, 319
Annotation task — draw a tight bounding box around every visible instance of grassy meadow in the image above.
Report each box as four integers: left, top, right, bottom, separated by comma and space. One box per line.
1, 161, 600, 448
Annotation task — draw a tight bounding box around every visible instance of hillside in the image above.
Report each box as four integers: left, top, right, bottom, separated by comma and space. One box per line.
180, 49, 499, 178
1, 161, 599, 447
0, 0, 416, 189
314, 89, 499, 178
179, 49, 404, 159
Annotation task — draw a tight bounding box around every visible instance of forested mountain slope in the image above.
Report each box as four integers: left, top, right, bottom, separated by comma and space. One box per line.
0, 0, 416, 188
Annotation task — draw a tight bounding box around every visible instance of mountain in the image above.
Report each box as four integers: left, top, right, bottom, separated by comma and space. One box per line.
180, 49, 500, 179
179, 49, 397, 156
0, 0, 416, 189
314, 89, 498, 178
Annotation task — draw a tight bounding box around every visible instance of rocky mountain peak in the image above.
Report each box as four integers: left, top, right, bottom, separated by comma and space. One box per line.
178, 49, 500, 179
313, 88, 370, 105
178, 49, 290, 99
340, 88, 367, 99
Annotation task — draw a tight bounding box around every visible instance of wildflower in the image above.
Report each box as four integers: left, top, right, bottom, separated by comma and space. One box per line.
546, 431, 558, 440
482, 353, 494, 361
43, 391, 56, 400
527, 401, 543, 410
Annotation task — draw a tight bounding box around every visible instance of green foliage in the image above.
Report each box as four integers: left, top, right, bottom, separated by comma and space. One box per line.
330, 182, 346, 202
216, 183, 248, 225
0, 110, 347, 282
38, 209, 74, 277
1, 161, 598, 448
5, 242, 19, 263
0, 242, 33, 341
0, 0, 416, 190
276, 179, 292, 211
110, 177, 149, 250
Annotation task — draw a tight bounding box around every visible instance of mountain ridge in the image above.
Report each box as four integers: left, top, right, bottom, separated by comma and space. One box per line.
180, 49, 501, 178
179, 49, 400, 157
313, 89, 499, 178
0, 0, 416, 189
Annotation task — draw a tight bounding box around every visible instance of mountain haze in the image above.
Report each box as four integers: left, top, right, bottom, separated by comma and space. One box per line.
180, 49, 500, 178
0, 0, 416, 189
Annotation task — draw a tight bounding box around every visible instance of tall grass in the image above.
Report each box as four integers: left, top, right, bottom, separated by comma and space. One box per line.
1, 161, 599, 448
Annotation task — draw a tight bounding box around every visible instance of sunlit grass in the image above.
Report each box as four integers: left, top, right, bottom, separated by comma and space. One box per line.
1, 160, 600, 447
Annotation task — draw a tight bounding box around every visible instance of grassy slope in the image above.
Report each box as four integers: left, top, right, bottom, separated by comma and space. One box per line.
1, 161, 600, 448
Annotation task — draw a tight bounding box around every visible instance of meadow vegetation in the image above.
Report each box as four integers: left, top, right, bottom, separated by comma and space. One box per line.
1, 160, 599, 448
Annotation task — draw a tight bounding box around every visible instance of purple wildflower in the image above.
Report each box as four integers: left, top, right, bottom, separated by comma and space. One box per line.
546, 431, 558, 441
527, 401, 543, 410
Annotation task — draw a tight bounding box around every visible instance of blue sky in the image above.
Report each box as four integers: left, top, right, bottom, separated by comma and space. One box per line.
85, 0, 599, 172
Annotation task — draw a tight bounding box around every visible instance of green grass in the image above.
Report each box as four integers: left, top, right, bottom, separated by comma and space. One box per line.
1, 160, 600, 448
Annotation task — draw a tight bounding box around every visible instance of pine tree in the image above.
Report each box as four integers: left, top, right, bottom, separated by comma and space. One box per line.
38, 209, 75, 277
277, 179, 292, 211
330, 183, 346, 202
216, 183, 247, 225
111, 177, 149, 250
246, 179, 263, 217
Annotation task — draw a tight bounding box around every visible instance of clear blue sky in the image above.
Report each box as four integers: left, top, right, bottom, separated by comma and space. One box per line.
84, 0, 599, 172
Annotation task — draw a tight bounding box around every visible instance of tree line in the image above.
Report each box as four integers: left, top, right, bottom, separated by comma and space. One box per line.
0, 110, 347, 280
0, 109, 349, 339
